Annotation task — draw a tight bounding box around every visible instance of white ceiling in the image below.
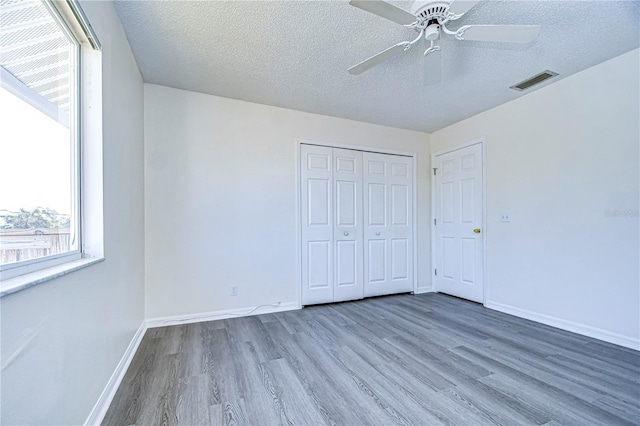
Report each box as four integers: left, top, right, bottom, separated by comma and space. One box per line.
113, 0, 640, 133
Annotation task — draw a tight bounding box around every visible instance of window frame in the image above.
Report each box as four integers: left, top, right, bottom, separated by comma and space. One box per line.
0, 0, 100, 281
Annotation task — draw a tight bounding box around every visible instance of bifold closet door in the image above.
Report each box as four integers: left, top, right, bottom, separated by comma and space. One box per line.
301, 145, 364, 305
363, 152, 413, 297
332, 148, 363, 303
301, 144, 334, 305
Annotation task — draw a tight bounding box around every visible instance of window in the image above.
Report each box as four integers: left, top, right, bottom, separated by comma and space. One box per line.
0, 0, 99, 280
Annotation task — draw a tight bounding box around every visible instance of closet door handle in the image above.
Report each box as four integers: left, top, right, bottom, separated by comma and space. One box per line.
376, 232, 381, 236
344, 231, 349, 236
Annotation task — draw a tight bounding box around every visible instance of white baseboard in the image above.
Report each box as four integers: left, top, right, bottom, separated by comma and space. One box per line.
414, 287, 434, 295
485, 301, 640, 351
145, 301, 300, 329
84, 322, 147, 425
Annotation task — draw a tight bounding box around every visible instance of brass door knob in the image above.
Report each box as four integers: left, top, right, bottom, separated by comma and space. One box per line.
474, 228, 481, 234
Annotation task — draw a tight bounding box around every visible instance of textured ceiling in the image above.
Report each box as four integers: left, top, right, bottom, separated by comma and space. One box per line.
113, 0, 640, 133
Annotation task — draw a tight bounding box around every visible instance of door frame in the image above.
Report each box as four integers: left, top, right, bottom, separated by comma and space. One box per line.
296, 138, 418, 308
431, 137, 488, 305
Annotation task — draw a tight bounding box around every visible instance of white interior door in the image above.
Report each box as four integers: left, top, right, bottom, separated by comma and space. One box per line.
301, 144, 333, 305
333, 148, 364, 302
363, 152, 413, 297
434, 143, 484, 303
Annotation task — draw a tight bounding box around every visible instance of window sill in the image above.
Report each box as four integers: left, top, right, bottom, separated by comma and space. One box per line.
0, 256, 105, 298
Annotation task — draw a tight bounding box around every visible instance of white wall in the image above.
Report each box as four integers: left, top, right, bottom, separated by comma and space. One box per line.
144, 84, 431, 319
431, 49, 640, 348
0, 1, 145, 424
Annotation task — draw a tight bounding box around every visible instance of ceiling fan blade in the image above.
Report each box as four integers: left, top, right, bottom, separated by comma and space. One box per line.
349, 0, 416, 25
457, 25, 541, 43
424, 48, 442, 86
448, 0, 481, 17
348, 43, 408, 75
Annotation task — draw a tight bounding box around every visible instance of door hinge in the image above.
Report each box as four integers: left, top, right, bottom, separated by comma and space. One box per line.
434, 269, 437, 276
434, 218, 436, 225
433, 168, 437, 176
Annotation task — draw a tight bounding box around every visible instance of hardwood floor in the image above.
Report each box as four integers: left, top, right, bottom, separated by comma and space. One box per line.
103, 293, 640, 425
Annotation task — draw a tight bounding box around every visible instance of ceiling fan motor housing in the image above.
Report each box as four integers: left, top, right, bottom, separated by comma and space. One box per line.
411, 0, 452, 22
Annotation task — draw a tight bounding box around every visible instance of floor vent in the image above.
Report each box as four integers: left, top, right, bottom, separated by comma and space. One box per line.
510, 70, 558, 91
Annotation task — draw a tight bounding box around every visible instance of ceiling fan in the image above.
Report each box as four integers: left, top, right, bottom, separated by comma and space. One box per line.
348, 0, 541, 85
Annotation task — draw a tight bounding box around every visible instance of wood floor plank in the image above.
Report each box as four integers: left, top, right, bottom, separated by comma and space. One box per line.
290, 331, 399, 425
450, 375, 551, 424
581, 340, 640, 372
222, 399, 248, 426
205, 328, 248, 403
541, 352, 640, 399
200, 328, 223, 406
455, 339, 621, 402
103, 293, 640, 426
454, 345, 635, 425
385, 334, 492, 383
479, 372, 625, 426
591, 394, 640, 424
261, 358, 328, 425
101, 336, 161, 425
209, 403, 223, 425
358, 299, 480, 349
439, 380, 541, 425
175, 374, 211, 425
424, 296, 592, 351
343, 324, 458, 391
454, 341, 601, 402
372, 361, 485, 425
330, 345, 448, 426
263, 321, 367, 425
546, 352, 640, 384
329, 301, 399, 339
223, 331, 282, 425
133, 353, 183, 425
232, 316, 283, 363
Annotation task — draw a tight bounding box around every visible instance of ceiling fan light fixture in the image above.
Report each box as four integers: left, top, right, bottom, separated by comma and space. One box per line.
425, 23, 440, 41
510, 70, 558, 91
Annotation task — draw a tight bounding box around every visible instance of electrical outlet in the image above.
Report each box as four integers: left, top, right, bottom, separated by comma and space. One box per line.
231, 285, 238, 296
500, 213, 511, 223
